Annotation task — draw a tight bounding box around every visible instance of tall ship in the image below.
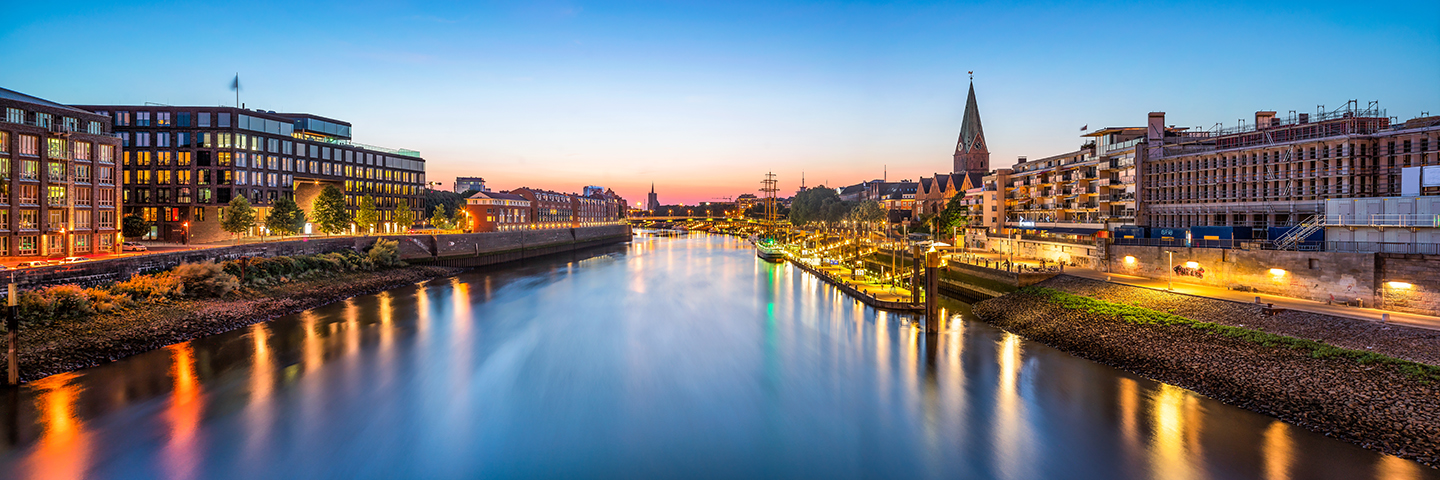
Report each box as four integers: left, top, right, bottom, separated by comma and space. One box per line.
755, 172, 785, 262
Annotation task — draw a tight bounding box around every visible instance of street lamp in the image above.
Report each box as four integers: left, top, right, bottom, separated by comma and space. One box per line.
1166, 250, 1174, 290
182, 221, 190, 246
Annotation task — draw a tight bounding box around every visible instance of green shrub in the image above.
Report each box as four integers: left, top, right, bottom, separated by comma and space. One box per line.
366, 238, 403, 268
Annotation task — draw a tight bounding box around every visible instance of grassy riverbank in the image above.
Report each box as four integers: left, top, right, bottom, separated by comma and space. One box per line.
972, 276, 1440, 467
3, 243, 465, 383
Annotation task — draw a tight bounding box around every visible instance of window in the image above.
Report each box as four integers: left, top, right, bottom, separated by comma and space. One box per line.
99, 209, 115, 228
164, 207, 181, 222
135, 170, 151, 184
136, 111, 151, 126
19, 184, 38, 204
75, 188, 92, 205
198, 112, 210, 127
157, 170, 172, 184
18, 236, 37, 255
75, 164, 92, 183
177, 169, 191, 184
0, 131, 7, 154
217, 113, 230, 128
177, 112, 191, 127
198, 188, 212, 203
136, 151, 152, 166
0, 210, 8, 229
178, 151, 192, 166
72, 141, 91, 161
193, 206, 205, 222
157, 112, 171, 126
74, 235, 90, 253
134, 132, 150, 147
4, 108, 22, 123
47, 185, 65, 206
99, 188, 115, 206
18, 135, 38, 156
98, 166, 114, 185
141, 207, 157, 222
236, 153, 248, 168
75, 210, 92, 229
18, 210, 38, 230
178, 187, 192, 203
47, 162, 65, 182
98, 144, 114, 163
218, 152, 232, 166
156, 132, 170, 148
19, 160, 38, 181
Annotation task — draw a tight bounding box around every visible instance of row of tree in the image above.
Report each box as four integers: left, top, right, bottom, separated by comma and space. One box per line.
121, 185, 466, 241
785, 186, 971, 236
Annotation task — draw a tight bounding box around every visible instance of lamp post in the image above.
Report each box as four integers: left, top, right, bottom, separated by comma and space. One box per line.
182, 221, 190, 246
1167, 250, 1174, 290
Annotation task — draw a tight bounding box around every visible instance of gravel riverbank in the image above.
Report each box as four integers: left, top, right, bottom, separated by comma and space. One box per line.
8, 265, 464, 383
972, 275, 1440, 467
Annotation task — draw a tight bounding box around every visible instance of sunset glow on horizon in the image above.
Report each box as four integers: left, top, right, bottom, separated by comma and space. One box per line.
2, 0, 1435, 205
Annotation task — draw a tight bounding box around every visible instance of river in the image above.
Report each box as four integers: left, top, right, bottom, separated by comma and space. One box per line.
0, 232, 1432, 479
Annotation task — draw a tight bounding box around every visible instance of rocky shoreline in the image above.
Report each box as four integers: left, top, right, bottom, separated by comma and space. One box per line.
971, 276, 1439, 468
8, 265, 465, 383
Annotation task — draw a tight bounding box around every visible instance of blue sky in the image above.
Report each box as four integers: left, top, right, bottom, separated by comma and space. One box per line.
2, 0, 1437, 205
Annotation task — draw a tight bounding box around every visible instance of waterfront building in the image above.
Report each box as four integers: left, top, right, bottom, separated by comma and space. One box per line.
454, 176, 486, 193
916, 172, 982, 219
75, 104, 425, 243
979, 169, 1010, 234
1002, 126, 1143, 243
509, 186, 627, 229
461, 191, 530, 232
735, 193, 758, 212
1143, 104, 1440, 230
952, 80, 991, 175
1323, 195, 1440, 254
0, 88, 123, 257
864, 181, 917, 223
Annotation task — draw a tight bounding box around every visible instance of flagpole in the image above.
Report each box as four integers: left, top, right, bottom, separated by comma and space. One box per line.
235, 73, 239, 108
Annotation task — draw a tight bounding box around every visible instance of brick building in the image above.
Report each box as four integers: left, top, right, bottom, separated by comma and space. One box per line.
461, 191, 530, 232
72, 104, 425, 243
0, 88, 123, 258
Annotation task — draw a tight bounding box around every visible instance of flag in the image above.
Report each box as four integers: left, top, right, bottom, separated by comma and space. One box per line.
230, 74, 240, 92
1080, 124, 1088, 131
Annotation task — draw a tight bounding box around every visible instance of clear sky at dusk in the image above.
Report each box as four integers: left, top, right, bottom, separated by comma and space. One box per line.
2, 0, 1437, 205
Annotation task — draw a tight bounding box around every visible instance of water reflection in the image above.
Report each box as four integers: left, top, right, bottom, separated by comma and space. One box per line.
0, 233, 1431, 479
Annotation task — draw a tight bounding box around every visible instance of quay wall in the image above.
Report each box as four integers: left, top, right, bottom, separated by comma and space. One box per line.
13, 225, 631, 289
1102, 245, 1440, 316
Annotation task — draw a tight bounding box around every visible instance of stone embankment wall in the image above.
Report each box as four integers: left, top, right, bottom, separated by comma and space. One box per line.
1102, 245, 1440, 316
13, 225, 630, 289
986, 237, 1102, 268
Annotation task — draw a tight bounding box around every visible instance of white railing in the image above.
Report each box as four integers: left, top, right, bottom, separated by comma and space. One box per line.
1324, 214, 1440, 228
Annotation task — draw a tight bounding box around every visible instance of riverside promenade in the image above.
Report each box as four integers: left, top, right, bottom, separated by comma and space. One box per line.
948, 250, 1440, 331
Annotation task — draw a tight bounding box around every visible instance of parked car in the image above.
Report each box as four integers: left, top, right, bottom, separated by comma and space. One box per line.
18, 260, 53, 268
60, 256, 90, 264
122, 242, 148, 252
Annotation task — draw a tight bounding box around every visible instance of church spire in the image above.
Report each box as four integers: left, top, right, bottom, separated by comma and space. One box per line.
953, 75, 990, 175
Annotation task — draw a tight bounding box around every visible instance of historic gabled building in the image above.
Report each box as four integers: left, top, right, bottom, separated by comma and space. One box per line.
953, 80, 991, 175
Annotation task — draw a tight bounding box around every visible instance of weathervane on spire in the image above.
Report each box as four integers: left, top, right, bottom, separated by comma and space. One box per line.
968, 70, 973, 80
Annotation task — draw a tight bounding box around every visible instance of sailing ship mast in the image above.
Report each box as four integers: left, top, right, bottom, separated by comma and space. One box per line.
760, 172, 779, 241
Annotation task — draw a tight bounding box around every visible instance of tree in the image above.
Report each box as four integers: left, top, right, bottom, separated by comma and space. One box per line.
429, 205, 453, 230
450, 206, 468, 231
221, 196, 257, 241
265, 196, 307, 238
424, 190, 465, 219
935, 195, 972, 239
393, 199, 416, 232
851, 200, 886, 232
312, 185, 350, 236
121, 214, 149, 239
354, 195, 380, 235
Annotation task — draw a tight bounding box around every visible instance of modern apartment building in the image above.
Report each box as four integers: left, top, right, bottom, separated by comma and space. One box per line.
1142, 103, 1440, 229
74, 105, 426, 243
0, 88, 123, 258
454, 176, 486, 193
1002, 126, 1142, 242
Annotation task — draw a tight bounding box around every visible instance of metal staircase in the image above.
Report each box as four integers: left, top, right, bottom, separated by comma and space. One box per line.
1272, 215, 1324, 250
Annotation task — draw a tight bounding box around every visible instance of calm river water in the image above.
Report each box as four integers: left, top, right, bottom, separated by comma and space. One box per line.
0, 233, 1432, 479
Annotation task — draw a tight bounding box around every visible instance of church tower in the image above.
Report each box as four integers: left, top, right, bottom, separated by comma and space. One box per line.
646, 183, 659, 212
952, 77, 990, 175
